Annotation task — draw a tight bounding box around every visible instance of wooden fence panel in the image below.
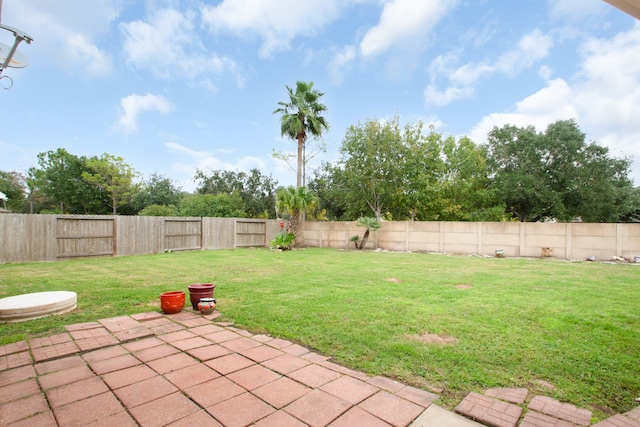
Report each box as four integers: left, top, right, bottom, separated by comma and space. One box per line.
202, 218, 235, 249
164, 218, 202, 251
235, 220, 266, 247
56, 216, 114, 259
0, 214, 56, 263
116, 216, 164, 256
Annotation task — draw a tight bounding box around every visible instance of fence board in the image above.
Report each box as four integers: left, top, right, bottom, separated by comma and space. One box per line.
56, 216, 115, 259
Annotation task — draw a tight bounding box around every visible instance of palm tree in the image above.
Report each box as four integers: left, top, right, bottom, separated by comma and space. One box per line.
274, 81, 329, 188
276, 186, 318, 246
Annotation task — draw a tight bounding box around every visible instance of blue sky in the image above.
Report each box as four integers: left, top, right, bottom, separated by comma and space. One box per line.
1, 0, 639, 192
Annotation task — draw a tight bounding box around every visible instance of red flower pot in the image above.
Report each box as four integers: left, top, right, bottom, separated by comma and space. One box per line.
160, 291, 185, 314
187, 284, 216, 310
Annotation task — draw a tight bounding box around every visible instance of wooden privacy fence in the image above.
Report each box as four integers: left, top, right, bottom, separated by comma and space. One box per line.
0, 215, 284, 264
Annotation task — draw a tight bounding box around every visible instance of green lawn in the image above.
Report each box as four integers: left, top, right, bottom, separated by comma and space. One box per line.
1, 248, 639, 421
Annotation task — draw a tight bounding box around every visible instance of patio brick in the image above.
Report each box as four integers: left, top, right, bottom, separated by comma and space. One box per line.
184, 376, 245, 408
252, 376, 311, 409
10, 410, 58, 427
129, 391, 201, 427
101, 364, 157, 389
367, 375, 405, 393
46, 376, 110, 407
185, 343, 231, 361
165, 409, 223, 427
359, 390, 424, 427
528, 395, 592, 426
252, 410, 309, 427
163, 362, 220, 389
328, 406, 395, 427
287, 363, 342, 388
455, 391, 523, 427
321, 375, 380, 405
0, 351, 32, 369
0, 377, 41, 404
133, 342, 181, 362
38, 364, 95, 390
186, 324, 225, 336
227, 363, 281, 390
207, 392, 276, 427
0, 365, 36, 386
205, 352, 256, 375
238, 343, 284, 362
395, 385, 439, 408
203, 329, 243, 343
87, 353, 141, 375
261, 353, 310, 375
591, 414, 640, 427
146, 352, 199, 374
121, 336, 164, 352
284, 389, 351, 427
113, 375, 178, 408
0, 392, 50, 425
52, 391, 125, 426
171, 336, 215, 351
486, 387, 529, 404
220, 336, 262, 352
34, 354, 85, 375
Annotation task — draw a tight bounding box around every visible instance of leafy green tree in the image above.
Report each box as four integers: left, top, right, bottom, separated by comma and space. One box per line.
82, 154, 139, 215
486, 119, 635, 222
338, 117, 406, 220
179, 193, 247, 218
194, 168, 277, 218
28, 149, 110, 214
308, 162, 350, 220
274, 80, 329, 187
133, 173, 182, 213
487, 120, 633, 222
0, 171, 27, 212
275, 186, 318, 246
138, 204, 179, 216
438, 136, 504, 221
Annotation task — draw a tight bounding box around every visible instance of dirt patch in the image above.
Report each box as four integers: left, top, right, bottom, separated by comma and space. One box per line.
455, 284, 473, 289
408, 332, 458, 345
386, 278, 402, 283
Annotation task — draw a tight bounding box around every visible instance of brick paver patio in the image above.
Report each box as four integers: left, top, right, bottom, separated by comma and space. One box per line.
1, 310, 638, 426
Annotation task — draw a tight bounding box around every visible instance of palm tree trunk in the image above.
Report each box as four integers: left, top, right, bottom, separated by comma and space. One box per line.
358, 229, 370, 249
297, 136, 304, 188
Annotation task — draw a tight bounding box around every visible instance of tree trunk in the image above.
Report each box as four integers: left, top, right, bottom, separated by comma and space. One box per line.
297, 135, 304, 188
358, 229, 370, 249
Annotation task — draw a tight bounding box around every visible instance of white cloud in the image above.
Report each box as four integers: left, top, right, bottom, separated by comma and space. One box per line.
424, 84, 474, 106
469, 24, 640, 182
201, 0, 343, 59
469, 78, 577, 144
6, 0, 119, 76
121, 8, 238, 84
426, 29, 553, 106
327, 45, 357, 84
360, 0, 458, 57
118, 93, 173, 132
547, 0, 605, 21
164, 141, 269, 191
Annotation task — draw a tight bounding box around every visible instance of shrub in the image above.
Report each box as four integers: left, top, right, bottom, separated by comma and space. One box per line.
270, 232, 295, 250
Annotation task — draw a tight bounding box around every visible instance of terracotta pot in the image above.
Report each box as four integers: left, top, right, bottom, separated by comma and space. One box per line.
187, 284, 216, 310
160, 291, 185, 314
197, 298, 217, 315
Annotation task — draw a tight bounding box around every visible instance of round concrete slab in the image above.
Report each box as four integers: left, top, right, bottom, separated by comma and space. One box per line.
0, 291, 77, 323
